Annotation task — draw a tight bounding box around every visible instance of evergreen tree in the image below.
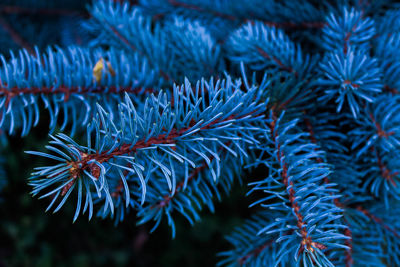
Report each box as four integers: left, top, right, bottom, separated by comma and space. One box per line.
2, 0, 400, 266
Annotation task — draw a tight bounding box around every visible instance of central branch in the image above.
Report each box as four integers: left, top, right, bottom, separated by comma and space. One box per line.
67, 112, 253, 180
269, 116, 326, 253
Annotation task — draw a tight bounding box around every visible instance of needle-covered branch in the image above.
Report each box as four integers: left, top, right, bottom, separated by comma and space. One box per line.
27, 76, 267, 221
0, 46, 158, 136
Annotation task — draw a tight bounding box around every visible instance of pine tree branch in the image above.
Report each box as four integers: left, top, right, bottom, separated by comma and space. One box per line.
357, 205, 400, 239
150, 0, 326, 29
268, 114, 326, 254
0, 46, 158, 135
304, 115, 353, 266
0, 85, 155, 108
255, 47, 298, 77
28, 77, 266, 221
66, 113, 256, 178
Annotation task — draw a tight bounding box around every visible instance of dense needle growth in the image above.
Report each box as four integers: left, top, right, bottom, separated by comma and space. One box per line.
1, 0, 400, 266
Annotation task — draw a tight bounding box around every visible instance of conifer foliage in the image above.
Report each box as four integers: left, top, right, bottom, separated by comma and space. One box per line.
2, 0, 400, 266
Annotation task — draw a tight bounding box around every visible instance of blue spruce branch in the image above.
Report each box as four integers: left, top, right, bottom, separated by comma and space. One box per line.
0, 46, 158, 136
27, 77, 266, 222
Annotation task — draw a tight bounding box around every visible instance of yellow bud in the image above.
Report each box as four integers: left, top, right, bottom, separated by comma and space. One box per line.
93, 58, 116, 83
